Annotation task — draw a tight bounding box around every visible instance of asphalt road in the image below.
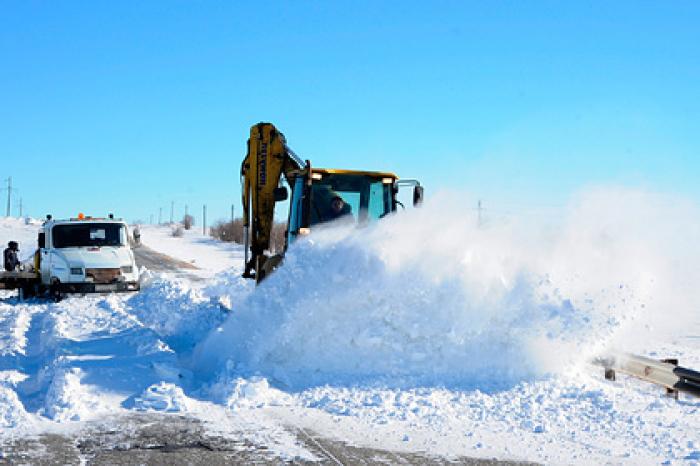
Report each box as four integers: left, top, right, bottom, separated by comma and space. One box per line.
0, 413, 532, 465
132, 243, 202, 280
132, 243, 198, 272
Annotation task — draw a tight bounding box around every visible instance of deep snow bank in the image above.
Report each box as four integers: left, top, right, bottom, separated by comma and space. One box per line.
0, 273, 231, 423
196, 188, 700, 391
129, 271, 232, 354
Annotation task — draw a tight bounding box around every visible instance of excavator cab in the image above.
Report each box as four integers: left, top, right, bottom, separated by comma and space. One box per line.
287, 170, 399, 243
241, 122, 422, 282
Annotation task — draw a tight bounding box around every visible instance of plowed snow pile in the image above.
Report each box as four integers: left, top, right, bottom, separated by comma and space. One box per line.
197, 189, 700, 390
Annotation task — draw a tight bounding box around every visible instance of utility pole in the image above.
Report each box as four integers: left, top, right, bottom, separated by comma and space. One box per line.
231, 204, 235, 223
5, 177, 11, 217
202, 204, 207, 236
158, 207, 162, 225
170, 201, 174, 224
19, 198, 22, 217
185, 204, 188, 220
477, 199, 483, 227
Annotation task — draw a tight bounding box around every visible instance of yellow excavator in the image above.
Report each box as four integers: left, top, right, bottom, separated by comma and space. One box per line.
241, 122, 424, 282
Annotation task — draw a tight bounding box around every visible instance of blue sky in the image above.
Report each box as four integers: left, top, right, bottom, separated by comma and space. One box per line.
1, 1, 698, 224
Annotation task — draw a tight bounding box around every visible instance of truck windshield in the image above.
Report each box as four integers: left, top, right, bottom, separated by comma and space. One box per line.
52, 223, 126, 248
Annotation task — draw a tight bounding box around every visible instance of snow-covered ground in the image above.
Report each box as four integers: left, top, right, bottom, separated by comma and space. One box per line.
1, 188, 700, 464
137, 224, 244, 278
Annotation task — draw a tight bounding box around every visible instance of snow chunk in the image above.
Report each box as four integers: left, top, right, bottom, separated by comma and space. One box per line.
134, 382, 191, 413
219, 377, 293, 410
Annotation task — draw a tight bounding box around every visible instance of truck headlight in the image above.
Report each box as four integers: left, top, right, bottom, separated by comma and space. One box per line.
70, 267, 83, 275
121, 265, 133, 274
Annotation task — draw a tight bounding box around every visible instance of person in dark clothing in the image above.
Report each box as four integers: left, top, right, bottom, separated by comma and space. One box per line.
4, 241, 20, 272
310, 186, 354, 225
328, 196, 352, 220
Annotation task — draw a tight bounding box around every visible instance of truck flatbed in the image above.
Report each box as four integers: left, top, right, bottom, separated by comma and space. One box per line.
0, 271, 38, 290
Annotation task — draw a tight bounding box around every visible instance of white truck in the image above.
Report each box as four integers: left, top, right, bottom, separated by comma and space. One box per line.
1, 214, 140, 298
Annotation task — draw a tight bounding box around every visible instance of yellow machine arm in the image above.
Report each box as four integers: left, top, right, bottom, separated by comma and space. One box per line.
241, 122, 305, 279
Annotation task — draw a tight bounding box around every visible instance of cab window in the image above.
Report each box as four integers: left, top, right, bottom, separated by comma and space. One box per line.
52, 223, 126, 248
309, 174, 393, 226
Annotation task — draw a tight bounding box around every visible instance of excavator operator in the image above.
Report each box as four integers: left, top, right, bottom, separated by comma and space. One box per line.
328, 195, 352, 220
311, 185, 353, 224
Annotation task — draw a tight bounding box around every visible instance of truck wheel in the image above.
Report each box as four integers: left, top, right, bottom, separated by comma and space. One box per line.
49, 283, 63, 302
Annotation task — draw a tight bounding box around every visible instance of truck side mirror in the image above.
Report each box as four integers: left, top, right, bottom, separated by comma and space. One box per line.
274, 187, 288, 202
413, 186, 424, 206
38, 232, 45, 249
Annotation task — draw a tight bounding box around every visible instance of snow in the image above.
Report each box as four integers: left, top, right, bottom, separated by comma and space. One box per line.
134, 382, 192, 413
1, 187, 700, 464
0, 385, 30, 428
137, 224, 244, 277
0, 263, 309, 458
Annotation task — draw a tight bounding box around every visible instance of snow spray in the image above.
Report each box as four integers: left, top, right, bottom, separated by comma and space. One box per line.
196, 187, 700, 391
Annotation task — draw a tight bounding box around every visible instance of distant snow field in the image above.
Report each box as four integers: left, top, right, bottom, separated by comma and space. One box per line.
1, 188, 699, 464
138, 224, 244, 277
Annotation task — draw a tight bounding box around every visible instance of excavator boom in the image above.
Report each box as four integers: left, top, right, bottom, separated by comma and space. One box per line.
241, 122, 305, 279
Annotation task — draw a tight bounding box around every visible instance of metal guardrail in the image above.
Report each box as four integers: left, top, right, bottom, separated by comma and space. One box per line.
595, 353, 700, 398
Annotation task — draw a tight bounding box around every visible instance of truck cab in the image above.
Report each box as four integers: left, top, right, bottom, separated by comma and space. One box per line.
38, 215, 140, 293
